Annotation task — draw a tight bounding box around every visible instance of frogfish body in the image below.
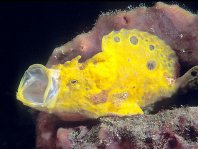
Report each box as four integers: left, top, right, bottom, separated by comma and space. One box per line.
17, 29, 179, 120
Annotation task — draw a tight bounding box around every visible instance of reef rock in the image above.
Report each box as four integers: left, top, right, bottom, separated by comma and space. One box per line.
36, 107, 198, 149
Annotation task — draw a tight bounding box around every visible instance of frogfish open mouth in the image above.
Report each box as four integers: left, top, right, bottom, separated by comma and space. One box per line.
17, 29, 179, 119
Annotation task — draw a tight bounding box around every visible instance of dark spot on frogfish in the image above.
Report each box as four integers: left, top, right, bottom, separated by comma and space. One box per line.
147, 60, 156, 70
130, 36, 138, 45
149, 45, 155, 50
114, 36, 120, 42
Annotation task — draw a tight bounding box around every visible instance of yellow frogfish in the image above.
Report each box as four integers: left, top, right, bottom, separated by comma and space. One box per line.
17, 29, 179, 120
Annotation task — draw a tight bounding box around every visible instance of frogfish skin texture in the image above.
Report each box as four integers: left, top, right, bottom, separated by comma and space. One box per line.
17, 29, 178, 119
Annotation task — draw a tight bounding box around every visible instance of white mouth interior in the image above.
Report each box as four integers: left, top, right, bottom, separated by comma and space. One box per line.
21, 65, 59, 105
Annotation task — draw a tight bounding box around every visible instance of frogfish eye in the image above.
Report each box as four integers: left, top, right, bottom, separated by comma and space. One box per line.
17, 64, 59, 107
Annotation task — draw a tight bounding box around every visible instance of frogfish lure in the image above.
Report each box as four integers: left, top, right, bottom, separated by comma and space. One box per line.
17, 29, 180, 120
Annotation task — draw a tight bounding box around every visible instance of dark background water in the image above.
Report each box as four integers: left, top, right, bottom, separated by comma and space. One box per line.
0, 1, 197, 149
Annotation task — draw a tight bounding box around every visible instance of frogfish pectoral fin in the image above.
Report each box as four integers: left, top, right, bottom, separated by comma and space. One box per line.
110, 101, 144, 116
16, 64, 59, 110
